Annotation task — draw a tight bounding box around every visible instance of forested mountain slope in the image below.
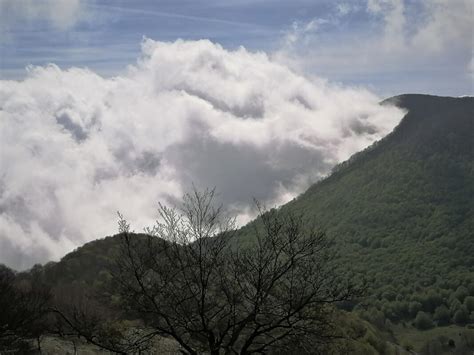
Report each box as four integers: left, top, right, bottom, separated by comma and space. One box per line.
20, 95, 474, 353
271, 94, 474, 327
35, 95, 474, 327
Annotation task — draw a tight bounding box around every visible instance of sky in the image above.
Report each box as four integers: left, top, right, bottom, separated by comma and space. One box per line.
0, 0, 472, 270
1, 0, 472, 95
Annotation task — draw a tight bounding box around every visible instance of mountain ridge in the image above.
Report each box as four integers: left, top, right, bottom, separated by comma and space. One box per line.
15, 94, 474, 333
275, 93, 474, 323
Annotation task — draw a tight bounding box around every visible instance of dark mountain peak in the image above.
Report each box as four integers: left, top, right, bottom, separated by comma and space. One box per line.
382, 93, 473, 110
380, 94, 473, 157
335, 94, 473, 169
381, 94, 474, 132
306, 92, 473, 196
323, 94, 473, 181
392, 92, 473, 112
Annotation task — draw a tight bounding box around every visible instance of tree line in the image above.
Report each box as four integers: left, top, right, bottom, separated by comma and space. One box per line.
0, 189, 361, 354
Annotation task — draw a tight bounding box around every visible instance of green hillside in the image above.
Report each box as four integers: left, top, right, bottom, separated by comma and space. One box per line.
271, 94, 474, 331
229, 94, 474, 351
23, 94, 474, 353
38, 94, 474, 312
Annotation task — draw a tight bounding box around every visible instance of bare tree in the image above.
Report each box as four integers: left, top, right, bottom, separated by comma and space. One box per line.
0, 264, 51, 352
50, 283, 156, 354
113, 188, 360, 354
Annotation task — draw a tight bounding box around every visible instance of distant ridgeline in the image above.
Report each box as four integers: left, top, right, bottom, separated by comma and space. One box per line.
273, 94, 474, 329
28, 95, 474, 334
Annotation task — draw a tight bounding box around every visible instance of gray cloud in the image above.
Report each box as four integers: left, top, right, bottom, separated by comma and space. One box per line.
0, 39, 405, 270
56, 112, 88, 142
179, 87, 265, 119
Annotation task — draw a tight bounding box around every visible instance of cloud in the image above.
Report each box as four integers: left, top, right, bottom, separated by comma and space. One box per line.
367, 0, 406, 51
275, 0, 473, 95
0, 39, 405, 270
366, 0, 472, 53
283, 18, 331, 48
0, 0, 83, 37
469, 56, 474, 78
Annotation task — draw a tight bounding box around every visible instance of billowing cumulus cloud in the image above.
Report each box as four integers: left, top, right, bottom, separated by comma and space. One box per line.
0, 39, 405, 270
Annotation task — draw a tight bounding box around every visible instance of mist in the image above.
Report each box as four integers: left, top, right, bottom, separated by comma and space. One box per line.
0, 39, 405, 270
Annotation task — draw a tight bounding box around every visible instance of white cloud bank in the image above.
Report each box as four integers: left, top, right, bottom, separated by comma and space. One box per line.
0, 39, 405, 270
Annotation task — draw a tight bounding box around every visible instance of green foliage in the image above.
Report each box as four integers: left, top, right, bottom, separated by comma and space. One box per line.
465, 296, 474, 312
23, 95, 474, 347
394, 324, 474, 354
454, 286, 469, 303
330, 311, 400, 355
449, 298, 462, 315
414, 312, 434, 330
0, 264, 51, 351
453, 306, 470, 324
409, 301, 422, 317
237, 95, 474, 329
433, 305, 450, 326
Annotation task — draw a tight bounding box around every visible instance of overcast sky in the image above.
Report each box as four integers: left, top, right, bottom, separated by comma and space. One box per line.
0, 0, 472, 270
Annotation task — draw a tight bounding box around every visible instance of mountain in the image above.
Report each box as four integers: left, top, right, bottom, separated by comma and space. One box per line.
21, 94, 474, 352
271, 94, 474, 328
233, 95, 474, 341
